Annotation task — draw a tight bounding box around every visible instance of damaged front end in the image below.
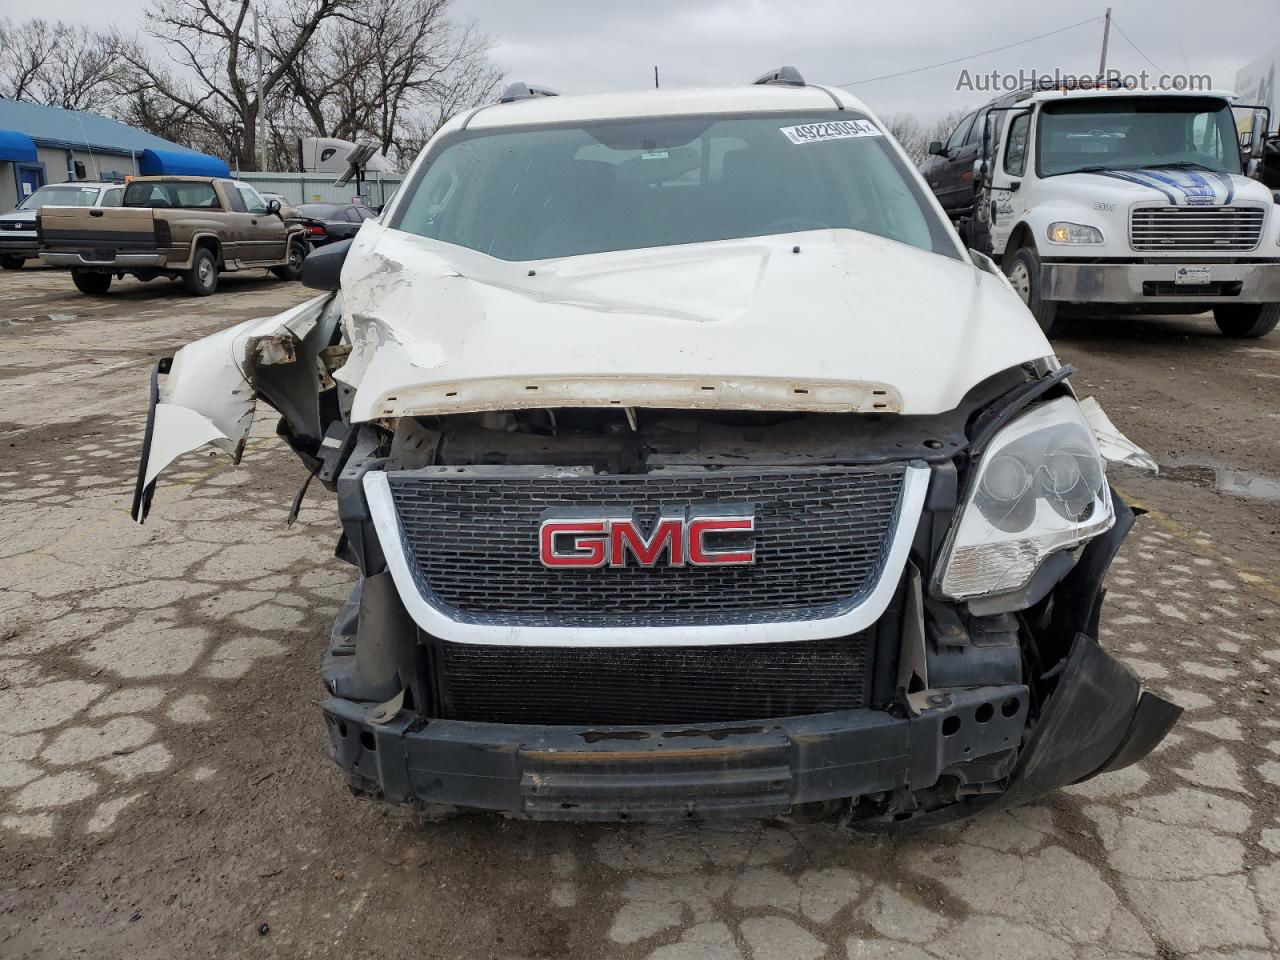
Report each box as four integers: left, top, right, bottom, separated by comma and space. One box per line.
132, 292, 1179, 824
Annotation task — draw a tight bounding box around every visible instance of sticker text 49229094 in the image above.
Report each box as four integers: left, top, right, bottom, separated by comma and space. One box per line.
779, 119, 882, 145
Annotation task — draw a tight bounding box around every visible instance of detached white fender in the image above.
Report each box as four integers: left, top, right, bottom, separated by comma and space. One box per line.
131, 292, 341, 522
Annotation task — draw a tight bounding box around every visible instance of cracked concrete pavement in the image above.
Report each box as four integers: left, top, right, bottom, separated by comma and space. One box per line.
1, 266, 1278, 959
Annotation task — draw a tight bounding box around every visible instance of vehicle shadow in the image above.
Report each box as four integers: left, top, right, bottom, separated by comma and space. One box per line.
1049, 309, 1233, 345
89, 271, 294, 302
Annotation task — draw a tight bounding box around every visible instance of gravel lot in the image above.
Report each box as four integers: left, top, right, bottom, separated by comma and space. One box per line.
1, 265, 1278, 960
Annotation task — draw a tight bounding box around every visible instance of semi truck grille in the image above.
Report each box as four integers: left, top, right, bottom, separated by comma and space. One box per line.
438, 634, 873, 725
1129, 206, 1265, 251
387, 465, 906, 627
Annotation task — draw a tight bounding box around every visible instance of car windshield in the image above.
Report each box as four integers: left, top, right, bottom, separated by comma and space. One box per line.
123, 181, 220, 209
1037, 97, 1243, 177
393, 111, 959, 261
18, 185, 102, 210
297, 203, 342, 219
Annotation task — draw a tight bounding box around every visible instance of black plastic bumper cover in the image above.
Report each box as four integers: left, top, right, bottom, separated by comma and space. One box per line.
322, 631, 1177, 822
324, 683, 1028, 821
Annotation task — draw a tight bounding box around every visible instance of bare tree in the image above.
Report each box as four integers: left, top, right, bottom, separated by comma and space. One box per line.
883, 113, 927, 165
0, 19, 125, 112
881, 109, 973, 166
113, 0, 356, 171
278, 0, 499, 165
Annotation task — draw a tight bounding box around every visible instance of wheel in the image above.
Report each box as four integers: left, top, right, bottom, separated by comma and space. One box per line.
1005, 246, 1059, 336
0, 255, 24, 270
270, 238, 307, 281
71, 269, 112, 295
1213, 303, 1279, 339
182, 247, 218, 296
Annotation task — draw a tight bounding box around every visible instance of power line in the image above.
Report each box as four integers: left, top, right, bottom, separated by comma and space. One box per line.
1108, 17, 1165, 75
833, 16, 1102, 87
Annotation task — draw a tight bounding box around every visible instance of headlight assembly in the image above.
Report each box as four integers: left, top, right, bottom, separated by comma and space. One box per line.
1047, 222, 1104, 244
936, 396, 1113, 601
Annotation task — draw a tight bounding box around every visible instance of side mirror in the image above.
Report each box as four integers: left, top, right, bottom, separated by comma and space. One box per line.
265, 198, 281, 215
301, 237, 352, 291
927, 140, 945, 156
1250, 111, 1268, 160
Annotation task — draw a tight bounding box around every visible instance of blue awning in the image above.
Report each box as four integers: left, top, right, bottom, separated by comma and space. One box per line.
139, 148, 230, 178
0, 130, 38, 164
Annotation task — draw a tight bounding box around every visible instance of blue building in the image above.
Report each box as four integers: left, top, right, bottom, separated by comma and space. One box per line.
0, 99, 229, 213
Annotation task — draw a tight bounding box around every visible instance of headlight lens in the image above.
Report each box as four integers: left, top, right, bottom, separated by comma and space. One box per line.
1047, 222, 1104, 244
937, 396, 1114, 600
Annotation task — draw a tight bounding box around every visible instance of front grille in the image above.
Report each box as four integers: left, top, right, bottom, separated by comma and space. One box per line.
388, 465, 905, 627
1129, 206, 1265, 251
438, 634, 873, 725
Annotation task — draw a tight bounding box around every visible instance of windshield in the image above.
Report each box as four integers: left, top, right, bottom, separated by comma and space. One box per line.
1037, 97, 1243, 177
18, 185, 102, 210
393, 112, 959, 261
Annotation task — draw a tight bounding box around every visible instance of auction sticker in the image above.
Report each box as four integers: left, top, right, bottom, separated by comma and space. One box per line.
779, 119, 882, 144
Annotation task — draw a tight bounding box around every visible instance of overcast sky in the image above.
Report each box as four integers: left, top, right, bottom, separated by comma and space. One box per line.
21, 0, 1280, 124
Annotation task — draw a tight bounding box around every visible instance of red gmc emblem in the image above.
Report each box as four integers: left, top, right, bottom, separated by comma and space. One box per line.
539, 509, 756, 569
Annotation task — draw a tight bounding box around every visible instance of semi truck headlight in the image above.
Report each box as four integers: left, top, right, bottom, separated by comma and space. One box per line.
936, 396, 1114, 600
1047, 222, 1104, 244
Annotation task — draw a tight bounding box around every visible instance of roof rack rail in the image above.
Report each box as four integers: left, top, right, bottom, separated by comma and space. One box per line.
753, 66, 805, 87
498, 82, 559, 103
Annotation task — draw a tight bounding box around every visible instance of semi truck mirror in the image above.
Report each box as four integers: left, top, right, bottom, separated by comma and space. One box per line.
1250, 112, 1268, 160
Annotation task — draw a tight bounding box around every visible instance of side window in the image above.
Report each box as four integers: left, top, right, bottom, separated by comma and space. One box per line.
355, 207, 376, 220
963, 111, 986, 147
342, 207, 362, 222
1004, 112, 1031, 176
236, 184, 267, 213
100, 188, 123, 207
225, 185, 247, 213
946, 113, 976, 153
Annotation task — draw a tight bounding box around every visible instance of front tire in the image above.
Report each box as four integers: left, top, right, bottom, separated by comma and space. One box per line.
1213, 303, 1279, 339
1005, 246, 1059, 336
270, 238, 307, 281
182, 247, 218, 296
0, 255, 25, 270
71, 269, 112, 295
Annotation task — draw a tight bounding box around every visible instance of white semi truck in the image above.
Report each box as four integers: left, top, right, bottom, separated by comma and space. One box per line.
922, 86, 1278, 337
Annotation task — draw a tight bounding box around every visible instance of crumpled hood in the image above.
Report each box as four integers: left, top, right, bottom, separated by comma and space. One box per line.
1059, 168, 1270, 207
336, 223, 1051, 418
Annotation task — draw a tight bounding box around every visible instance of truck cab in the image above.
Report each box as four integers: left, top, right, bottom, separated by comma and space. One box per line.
928, 87, 1279, 338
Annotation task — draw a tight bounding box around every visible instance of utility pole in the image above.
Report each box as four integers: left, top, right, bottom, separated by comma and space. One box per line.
254, 6, 266, 171
1098, 7, 1112, 77
654, 66, 659, 89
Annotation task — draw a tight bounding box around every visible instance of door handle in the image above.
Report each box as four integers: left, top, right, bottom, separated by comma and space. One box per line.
251, 219, 258, 224
90, 210, 104, 217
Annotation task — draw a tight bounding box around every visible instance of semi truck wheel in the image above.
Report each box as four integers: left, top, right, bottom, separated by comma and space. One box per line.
71, 270, 112, 295
1213, 303, 1279, 339
1, 255, 24, 270
182, 248, 219, 296
1005, 246, 1058, 336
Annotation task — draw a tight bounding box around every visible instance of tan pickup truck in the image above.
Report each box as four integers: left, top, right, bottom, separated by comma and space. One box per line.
38, 176, 309, 296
